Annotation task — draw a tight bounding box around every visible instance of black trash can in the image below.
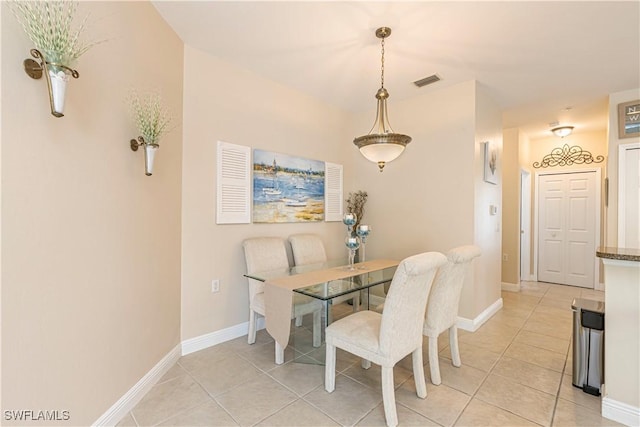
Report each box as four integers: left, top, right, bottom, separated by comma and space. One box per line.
571, 298, 605, 396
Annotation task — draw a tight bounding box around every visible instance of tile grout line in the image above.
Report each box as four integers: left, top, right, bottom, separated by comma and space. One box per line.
158, 362, 239, 426
451, 285, 552, 427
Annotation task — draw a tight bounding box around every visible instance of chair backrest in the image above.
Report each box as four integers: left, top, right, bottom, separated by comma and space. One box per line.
379, 252, 447, 360
423, 245, 482, 336
288, 234, 327, 266
243, 237, 290, 299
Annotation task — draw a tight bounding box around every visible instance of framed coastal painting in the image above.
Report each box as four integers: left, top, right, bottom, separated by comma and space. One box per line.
483, 141, 498, 184
253, 149, 325, 223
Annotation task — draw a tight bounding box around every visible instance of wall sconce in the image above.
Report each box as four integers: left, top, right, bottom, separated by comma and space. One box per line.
551, 125, 574, 138
127, 90, 172, 177
130, 137, 159, 176
23, 49, 79, 118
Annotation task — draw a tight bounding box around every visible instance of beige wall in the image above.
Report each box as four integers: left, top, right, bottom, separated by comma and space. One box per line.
471, 83, 503, 319
1, 3, 183, 425
181, 45, 352, 341
181, 53, 504, 337
525, 131, 608, 174
2, 3, 508, 422
606, 88, 640, 247
350, 80, 503, 321
501, 128, 520, 285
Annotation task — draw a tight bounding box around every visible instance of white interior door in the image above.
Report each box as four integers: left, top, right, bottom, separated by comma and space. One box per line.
618, 144, 640, 249
538, 171, 597, 288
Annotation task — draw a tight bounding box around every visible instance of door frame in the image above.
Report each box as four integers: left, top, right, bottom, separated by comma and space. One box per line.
520, 169, 532, 281
618, 142, 640, 248
533, 168, 601, 287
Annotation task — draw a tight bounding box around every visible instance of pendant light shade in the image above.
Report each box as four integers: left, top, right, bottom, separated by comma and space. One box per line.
551, 125, 574, 138
354, 27, 411, 172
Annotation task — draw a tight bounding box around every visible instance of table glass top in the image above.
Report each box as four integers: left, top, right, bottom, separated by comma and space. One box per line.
244, 259, 398, 301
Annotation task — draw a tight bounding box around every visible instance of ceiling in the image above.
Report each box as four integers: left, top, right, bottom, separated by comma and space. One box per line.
152, 1, 640, 140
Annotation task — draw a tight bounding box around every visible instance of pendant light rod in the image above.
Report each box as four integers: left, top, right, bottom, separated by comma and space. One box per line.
376, 27, 390, 89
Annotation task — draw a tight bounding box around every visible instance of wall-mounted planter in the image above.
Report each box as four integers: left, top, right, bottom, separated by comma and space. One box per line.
24, 49, 79, 118
130, 137, 160, 176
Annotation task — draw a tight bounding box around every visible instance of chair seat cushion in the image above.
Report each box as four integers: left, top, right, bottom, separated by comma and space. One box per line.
326, 310, 382, 354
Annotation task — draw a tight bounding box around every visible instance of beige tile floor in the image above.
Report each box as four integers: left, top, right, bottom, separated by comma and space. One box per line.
118, 282, 621, 427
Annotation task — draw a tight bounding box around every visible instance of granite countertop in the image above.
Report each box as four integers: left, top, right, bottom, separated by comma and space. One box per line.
596, 247, 640, 262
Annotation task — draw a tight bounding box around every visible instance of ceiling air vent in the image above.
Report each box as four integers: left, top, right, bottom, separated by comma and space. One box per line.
413, 74, 441, 88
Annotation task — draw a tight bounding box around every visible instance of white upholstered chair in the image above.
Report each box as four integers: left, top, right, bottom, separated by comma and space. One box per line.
243, 237, 322, 364
288, 233, 359, 322
424, 245, 481, 385
325, 252, 447, 427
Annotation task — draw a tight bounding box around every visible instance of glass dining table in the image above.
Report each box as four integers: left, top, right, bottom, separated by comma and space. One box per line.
244, 259, 399, 364
245, 259, 398, 323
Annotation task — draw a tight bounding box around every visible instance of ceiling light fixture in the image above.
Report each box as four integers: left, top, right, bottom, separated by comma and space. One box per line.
551, 125, 574, 138
354, 27, 411, 172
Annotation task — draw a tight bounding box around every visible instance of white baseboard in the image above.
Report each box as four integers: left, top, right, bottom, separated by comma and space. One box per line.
181, 318, 265, 356
97, 296, 507, 427
93, 344, 181, 427
456, 298, 503, 332
501, 282, 520, 292
602, 397, 640, 426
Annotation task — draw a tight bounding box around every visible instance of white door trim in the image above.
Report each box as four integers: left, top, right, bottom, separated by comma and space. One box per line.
520, 169, 532, 281
533, 168, 601, 287
618, 142, 640, 248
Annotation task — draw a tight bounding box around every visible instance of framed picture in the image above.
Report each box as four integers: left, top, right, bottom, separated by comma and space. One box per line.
618, 100, 640, 139
483, 141, 498, 184
252, 149, 325, 223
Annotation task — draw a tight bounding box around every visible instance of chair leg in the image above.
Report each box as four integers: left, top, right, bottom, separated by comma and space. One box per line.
275, 341, 285, 365
352, 293, 360, 312
381, 366, 398, 427
412, 347, 427, 399
248, 310, 257, 344
312, 310, 321, 347
450, 326, 461, 367
428, 335, 441, 385
325, 343, 336, 392
295, 315, 303, 327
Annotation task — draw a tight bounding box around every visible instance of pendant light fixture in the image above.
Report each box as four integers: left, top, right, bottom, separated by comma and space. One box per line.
354, 27, 411, 172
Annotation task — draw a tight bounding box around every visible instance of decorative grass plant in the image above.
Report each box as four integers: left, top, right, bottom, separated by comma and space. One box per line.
10, 0, 96, 67
128, 90, 173, 145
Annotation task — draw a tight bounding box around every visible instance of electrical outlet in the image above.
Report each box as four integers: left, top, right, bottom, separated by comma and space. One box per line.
503, 254, 508, 261
211, 279, 220, 293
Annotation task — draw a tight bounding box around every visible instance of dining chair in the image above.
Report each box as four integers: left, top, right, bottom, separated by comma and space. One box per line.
424, 245, 481, 385
288, 233, 360, 322
324, 251, 447, 427
243, 237, 322, 364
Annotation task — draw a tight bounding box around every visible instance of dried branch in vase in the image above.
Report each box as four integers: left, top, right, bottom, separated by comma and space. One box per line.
346, 190, 368, 236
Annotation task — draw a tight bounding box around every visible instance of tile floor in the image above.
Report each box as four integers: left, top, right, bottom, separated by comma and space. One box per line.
117, 282, 621, 426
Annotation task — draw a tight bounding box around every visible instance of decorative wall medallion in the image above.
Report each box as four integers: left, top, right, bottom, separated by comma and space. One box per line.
533, 144, 604, 168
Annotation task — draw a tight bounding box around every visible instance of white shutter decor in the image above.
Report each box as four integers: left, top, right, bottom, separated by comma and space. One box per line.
216, 141, 251, 224
324, 162, 343, 222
